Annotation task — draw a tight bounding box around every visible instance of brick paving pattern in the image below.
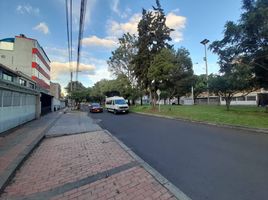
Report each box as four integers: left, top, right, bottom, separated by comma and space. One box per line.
0, 111, 63, 190
0, 130, 176, 200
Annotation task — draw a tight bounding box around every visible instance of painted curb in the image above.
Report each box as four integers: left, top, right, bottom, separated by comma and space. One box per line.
0, 111, 64, 194
104, 129, 192, 200
133, 111, 268, 134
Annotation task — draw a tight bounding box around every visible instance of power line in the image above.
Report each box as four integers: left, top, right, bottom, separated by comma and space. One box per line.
65, 0, 73, 92
76, 0, 87, 85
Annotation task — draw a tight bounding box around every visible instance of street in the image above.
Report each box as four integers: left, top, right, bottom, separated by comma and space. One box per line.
90, 111, 268, 200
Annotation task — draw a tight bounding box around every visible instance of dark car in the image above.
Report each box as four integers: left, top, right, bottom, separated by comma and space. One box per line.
89, 103, 103, 113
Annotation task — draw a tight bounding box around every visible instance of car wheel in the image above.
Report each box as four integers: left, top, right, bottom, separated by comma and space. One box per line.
113, 109, 117, 114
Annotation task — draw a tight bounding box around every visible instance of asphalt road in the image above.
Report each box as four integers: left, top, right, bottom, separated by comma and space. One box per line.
89, 111, 268, 200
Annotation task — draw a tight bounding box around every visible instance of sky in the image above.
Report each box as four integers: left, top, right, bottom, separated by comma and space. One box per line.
0, 0, 243, 92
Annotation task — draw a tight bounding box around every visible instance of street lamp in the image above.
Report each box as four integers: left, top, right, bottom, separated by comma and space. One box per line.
200, 39, 210, 105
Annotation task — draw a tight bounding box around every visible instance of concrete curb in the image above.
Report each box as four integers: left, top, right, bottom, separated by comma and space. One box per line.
104, 129, 192, 200
133, 111, 268, 135
0, 111, 64, 194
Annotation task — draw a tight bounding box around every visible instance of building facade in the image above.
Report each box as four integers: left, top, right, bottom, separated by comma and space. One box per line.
0, 34, 50, 92
0, 63, 40, 133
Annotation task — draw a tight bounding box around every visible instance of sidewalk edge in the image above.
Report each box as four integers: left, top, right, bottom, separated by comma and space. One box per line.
104, 129, 192, 200
0, 111, 64, 194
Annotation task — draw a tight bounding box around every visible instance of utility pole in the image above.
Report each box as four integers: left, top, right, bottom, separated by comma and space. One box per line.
200, 39, 210, 105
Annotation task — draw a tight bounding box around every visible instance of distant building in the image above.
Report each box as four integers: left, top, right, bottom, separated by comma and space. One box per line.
50, 82, 61, 99
0, 34, 50, 92
50, 82, 66, 111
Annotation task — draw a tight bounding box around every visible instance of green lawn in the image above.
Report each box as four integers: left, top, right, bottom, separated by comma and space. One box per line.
130, 105, 268, 129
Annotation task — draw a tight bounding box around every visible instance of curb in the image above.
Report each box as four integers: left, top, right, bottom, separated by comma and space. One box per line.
0, 111, 64, 194
104, 129, 192, 200
133, 111, 268, 135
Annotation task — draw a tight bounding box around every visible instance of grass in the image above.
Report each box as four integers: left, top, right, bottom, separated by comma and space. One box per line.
130, 104, 268, 129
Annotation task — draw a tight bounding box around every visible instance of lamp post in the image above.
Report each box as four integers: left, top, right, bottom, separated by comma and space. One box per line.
200, 39, 210, 105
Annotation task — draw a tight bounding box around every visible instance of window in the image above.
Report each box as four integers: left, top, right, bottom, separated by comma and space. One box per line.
3, 90, 12, 107
29, 82, 35, 89
237, 96, 245, 101
19, 78, 27, 86
247, 96, 256, 101
106, 100, 112, 105
3, 73, 13, 82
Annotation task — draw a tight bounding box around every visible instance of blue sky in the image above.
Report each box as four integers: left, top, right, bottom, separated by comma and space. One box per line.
0, 0, 243, 92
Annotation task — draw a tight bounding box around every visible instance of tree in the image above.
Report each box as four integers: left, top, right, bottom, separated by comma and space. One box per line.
65, 81, 86, 94
170, 48, 194, 103
209, 0, 268, 88
133, 0, 173, 106
148, 48, 175, 106
209, 64, 254, 110
193, 74, 207, 99
107, 33, 137, 85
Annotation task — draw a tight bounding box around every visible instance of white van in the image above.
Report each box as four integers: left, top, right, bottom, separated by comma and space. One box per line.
105, 96, 129, 114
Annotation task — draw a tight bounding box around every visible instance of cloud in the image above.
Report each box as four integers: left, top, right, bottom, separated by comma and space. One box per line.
82, 35, 117, 48
107, 13, 141, 37
50, 61, 96, 80
33, 22, 50, 34
166, 12, 186, 42
16, 4, 40, 15
106, 12, 186, 42
111, 0, 131, 18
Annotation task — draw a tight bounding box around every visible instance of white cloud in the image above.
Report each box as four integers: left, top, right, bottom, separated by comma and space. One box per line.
106, 12, 186, 42
107, 13, 141, 37
33, 22, 50, 34
16, 4, 40, 15
88, 66, 112, 84
50, 61, 96, 80
111, 0, 131, 18
82, 35, 117, 48
166, 12, 186, 42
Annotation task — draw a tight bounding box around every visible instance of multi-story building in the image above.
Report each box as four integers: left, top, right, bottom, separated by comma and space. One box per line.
50, 82, 61, 99
0, 34, 50, 92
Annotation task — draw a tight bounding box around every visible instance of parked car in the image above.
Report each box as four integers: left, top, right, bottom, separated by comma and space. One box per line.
105, 96, 129, 114
89, 103, 103, 113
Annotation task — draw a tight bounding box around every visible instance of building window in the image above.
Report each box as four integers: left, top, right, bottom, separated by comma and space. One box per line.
237, 96, 245, 101
247, 96, 256, 101
19, 78, 27, 86
3, 73, 13, 82
29, 82, 35, 89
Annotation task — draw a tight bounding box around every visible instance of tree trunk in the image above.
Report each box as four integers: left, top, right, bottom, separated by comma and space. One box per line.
177, 96, 180, 105
140, 96, 143, 106
226, 98, 231, 111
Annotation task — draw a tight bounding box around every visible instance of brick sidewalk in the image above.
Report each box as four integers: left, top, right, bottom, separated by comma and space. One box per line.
0, 110, 63, 193
0, 131, 176, 200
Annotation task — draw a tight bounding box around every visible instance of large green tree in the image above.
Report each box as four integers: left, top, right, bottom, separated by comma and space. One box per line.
210, 0, 268, 88
133, 0, 173, 105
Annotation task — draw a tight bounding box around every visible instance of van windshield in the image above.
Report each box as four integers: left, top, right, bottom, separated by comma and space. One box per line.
114, 99, 126, 105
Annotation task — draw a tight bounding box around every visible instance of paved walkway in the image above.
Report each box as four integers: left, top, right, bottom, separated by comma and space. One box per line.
0, 110, 64, 193
0, 111, 177, 200
46, 111, 102, 137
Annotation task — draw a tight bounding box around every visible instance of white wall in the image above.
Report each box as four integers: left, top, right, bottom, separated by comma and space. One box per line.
0, 90, 36, 133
